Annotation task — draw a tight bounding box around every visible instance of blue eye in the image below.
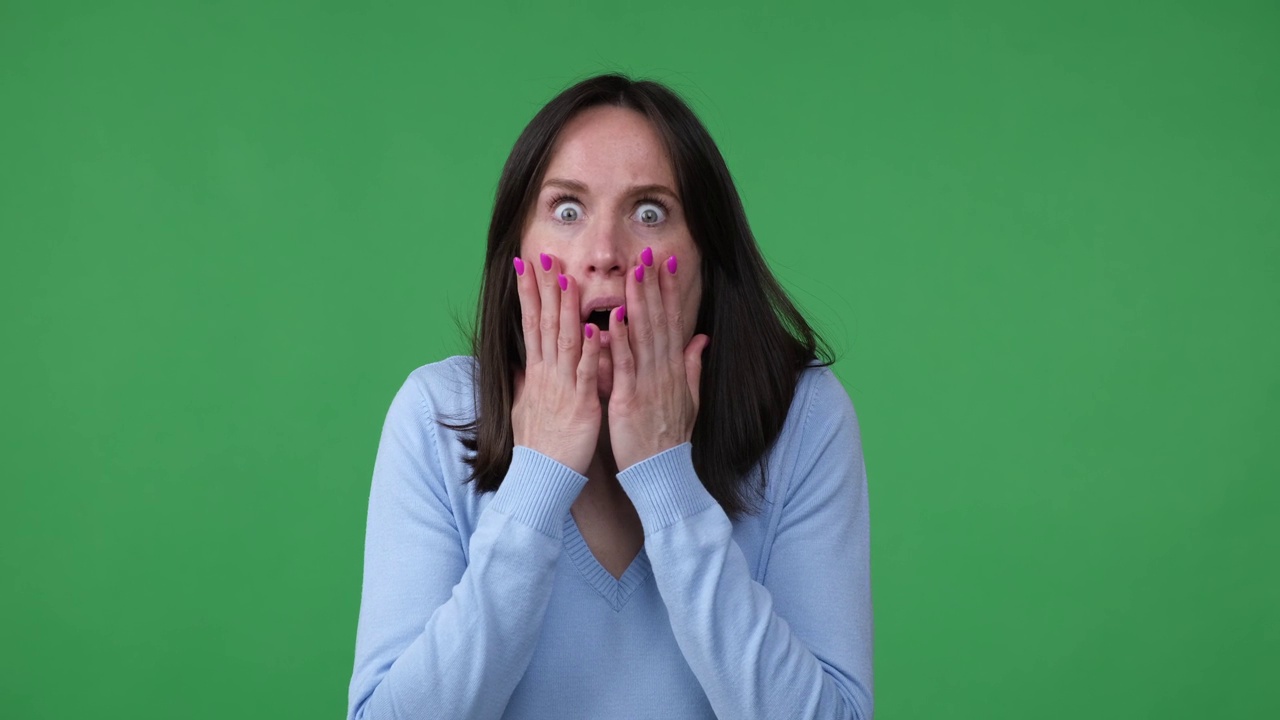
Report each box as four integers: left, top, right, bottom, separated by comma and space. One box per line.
635, 199, 668, 225
549, 195, 584, 223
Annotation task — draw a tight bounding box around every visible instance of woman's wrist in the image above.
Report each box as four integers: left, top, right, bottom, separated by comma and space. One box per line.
490, 446, 589, 538
615, 443, 716, 535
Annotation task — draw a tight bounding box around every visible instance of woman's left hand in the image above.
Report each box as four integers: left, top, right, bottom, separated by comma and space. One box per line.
606, 247, 711, 471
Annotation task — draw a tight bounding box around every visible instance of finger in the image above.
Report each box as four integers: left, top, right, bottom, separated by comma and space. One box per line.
557, 270, 582, 382
514, 256, 542, 365
658, 250, 684, 366
626, 260, 655, 374
684, 333, 710, 416
536, 252, 560, 364
578, 321, 600, 401
639, 247, 669, 368
609, 303, 636, 399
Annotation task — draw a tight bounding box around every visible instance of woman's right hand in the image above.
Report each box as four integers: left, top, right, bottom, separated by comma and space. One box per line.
511, 252, 602, 476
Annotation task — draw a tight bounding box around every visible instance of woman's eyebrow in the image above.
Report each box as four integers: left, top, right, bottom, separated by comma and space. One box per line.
630, 183, 680, 201
543, 178, 589, 193
542, 178, 679, 201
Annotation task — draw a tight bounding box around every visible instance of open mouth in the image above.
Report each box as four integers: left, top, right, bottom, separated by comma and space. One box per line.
581, 294, 627, 329
586, 308, 615, 327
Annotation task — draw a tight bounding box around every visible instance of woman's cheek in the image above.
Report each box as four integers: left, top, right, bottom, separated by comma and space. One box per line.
685, 268, 704, 340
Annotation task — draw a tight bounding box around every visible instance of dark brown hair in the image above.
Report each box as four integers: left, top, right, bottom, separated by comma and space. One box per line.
439, 73, 834, 519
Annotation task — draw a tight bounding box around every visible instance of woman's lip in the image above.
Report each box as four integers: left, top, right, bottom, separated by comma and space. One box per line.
581, 295, 626, 322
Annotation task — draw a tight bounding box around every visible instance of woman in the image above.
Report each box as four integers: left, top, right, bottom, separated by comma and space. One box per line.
347, 74, 873, 719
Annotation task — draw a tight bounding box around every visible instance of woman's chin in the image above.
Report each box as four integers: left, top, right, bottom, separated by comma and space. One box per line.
596, 350, 614, 398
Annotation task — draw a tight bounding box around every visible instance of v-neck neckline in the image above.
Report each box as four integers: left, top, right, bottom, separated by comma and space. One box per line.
562, 513, 652, 612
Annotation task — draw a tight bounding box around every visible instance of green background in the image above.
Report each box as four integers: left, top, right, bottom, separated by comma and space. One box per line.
2, 0, 1276, 717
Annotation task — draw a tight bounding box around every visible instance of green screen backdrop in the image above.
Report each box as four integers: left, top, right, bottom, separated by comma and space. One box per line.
2, 0, 1276, 718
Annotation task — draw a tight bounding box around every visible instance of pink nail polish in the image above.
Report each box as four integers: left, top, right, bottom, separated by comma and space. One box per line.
641, 247, 654, 267
584, 324, 594, 339
513, 257, 525, 276
615, 304, 626, 323
667, 255, 678, 274
540, 253, 552, 271
635, 265, 644, 283
557, 273, 567, 291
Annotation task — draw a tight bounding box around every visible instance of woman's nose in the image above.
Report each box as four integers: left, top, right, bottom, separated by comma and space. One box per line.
584, 217, 625, 276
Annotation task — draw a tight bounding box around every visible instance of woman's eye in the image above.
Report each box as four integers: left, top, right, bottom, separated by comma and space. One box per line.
553, 201, 584, 223
635, 202, 667, 225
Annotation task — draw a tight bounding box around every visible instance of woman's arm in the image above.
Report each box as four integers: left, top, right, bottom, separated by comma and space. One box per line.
616, 367, 874, 719
347, 370, 587, 720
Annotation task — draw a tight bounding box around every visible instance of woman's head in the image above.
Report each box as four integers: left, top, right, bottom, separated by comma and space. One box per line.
449, 73, 834, 517
519, 104, 703, 397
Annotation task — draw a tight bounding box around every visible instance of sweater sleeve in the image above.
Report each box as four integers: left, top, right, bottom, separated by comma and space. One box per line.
347, 371, 588, 720
615, 368, 874, 719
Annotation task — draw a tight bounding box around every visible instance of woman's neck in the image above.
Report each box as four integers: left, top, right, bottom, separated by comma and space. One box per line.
583, 415, 622, 491
574, 418, 639, 522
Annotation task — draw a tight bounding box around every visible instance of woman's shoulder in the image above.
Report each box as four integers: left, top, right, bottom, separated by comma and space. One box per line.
772, 359, 863, 488
400, 354, 480, 422
792, 360, 859, 426
730, 360, 863, 557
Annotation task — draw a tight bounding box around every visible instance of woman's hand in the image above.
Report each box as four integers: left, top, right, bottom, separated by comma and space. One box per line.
606, 248, 711, 471
511, 252, 603, 476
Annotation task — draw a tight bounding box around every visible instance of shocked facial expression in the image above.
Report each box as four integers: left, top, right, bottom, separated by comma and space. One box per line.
519, 105, 704, 397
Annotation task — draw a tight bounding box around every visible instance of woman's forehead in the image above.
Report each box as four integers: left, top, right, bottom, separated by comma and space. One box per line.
542, 106, 676, 192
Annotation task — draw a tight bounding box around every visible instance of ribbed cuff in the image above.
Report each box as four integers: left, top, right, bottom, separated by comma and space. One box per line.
616, 442, 717, 536
489, 446, 589, 539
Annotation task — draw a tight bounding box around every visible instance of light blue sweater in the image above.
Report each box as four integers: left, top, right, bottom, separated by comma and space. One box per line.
347, 355, 874, 719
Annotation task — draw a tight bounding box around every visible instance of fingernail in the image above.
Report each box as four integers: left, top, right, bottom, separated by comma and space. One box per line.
615, 304, 626, 323
557, 273, 567, 291
584, 324, 594, 339
667, 254, 678, 274
540, 252, 552, 271
641, 247, 654, 267
513, 257, 525, 276
635, 265, 644, 283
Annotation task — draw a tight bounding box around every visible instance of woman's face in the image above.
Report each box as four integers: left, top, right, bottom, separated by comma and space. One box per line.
519, 105, 704, 398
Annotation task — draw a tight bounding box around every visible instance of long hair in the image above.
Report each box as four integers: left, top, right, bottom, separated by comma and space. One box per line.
439, 73, 835, 519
